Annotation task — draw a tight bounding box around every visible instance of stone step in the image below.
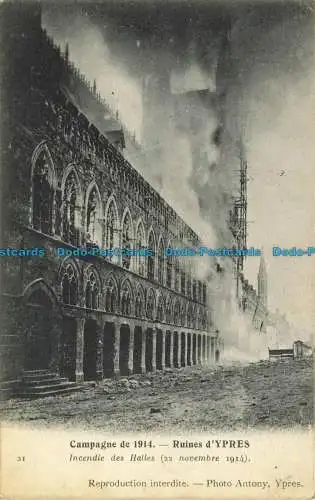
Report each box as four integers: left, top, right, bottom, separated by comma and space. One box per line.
22, 372, 58, 381
18, 384, 87, 399
22, 377, 69, 386
23, 369, 53, 375
22, 381, 77, 393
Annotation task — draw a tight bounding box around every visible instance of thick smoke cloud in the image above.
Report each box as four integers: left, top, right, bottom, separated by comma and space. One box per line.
43, 2, 313, 359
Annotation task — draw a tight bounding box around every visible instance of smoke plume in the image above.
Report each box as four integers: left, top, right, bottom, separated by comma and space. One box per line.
43, 3, 304, 361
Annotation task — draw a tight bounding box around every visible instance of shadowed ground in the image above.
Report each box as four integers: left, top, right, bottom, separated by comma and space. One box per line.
0, 358, 312, 433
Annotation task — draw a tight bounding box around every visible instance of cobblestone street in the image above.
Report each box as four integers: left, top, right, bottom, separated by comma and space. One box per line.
0, 358, 312, 433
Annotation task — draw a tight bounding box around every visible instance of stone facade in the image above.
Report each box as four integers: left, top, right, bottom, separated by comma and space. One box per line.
0, 5, 218, 396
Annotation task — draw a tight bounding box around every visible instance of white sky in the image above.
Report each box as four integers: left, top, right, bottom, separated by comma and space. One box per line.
234, 10, 315, 334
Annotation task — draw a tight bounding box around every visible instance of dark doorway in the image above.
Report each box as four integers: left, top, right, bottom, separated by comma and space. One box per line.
215, 348, 220, 363
133, 327, 142, 374
60, 317, 76, 380
192, 334, 197, 365
187, 333, 192, 365
181, 332, 186, 367
120, 325, 130, 376
204, 337, 208, 363
173, 332, 179, 367
198, 335, 202, 363
83, 319, 97, 380
210, 338, 215, 361
206, 337, 210, 363
156, 330, 163, 370
165, 331, 171, 367
25, 289, 54, 370
145, 329, 153, 372
200, 335, 204, 362
103, 322, 115, 377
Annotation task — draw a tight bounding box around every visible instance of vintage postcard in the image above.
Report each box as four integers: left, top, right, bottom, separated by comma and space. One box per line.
0, 0, 314, 499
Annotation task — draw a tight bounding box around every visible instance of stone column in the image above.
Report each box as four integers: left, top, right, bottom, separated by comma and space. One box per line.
184, 331, 188, 367
206, 334, 210, 364
177, 331, 181, 368
75, 317, 85, 382
50, 322, 62, 375
152, 328, 157, 373
200, 335, 204, 364
141, 326, 146, 374
169, 330, 174, 368
197, 335, 201, 364
202, 335, 206, 364
190, 333, 194, 365
96, 321, 104, 380
201, 335, 204, 364
161, 329, 166, 370
113, 319, 121, 378
201, 335, 205, 364
128, 323, 135, 376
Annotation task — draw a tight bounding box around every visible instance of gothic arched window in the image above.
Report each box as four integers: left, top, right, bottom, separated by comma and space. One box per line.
146, 289, 155, 320
135, 287, 144, 318
63, 171, 80, 246
136, 223, 146, 276
85, 271, 99, 309
157, 239, 165, 284
192, 280, 197, 301
86, 186, 102, 246
121, 281, 132, 316
105, 200, 118, 260
157, 296, 165, 323
187, 303, 193, 328
61, 264, 78, 305
186, 274, 192, 297
195, 307, 200, 329
166, 299, 173, 324
202, 310, 207, 330
181, 303, 186, 327
174, 260, 180, 292
105, 278, 117, 313
122, 212, 132, 270
203, 283, 207, 305
147, 232, 156, 281
32, 149, 54, 235
181, 270, 186, 294
166, 253, 173, 288
174, 300, 181, 326
191, 305, 197, 329
197, 281, 202, 302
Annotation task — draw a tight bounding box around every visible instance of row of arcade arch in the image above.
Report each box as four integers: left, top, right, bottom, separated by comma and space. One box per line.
21, 280, 218, 381
60, 262, 208, 330
31, 143, 207, 301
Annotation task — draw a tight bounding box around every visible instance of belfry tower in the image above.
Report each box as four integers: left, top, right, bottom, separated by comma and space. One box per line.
257, 254, 268, 308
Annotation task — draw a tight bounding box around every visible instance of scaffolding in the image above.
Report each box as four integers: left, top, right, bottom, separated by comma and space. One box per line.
229, 138, 248, 298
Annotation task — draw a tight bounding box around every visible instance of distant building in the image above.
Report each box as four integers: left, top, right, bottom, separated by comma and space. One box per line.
293, 340, 313, 359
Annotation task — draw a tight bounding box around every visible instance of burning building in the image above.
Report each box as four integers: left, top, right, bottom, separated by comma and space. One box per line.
0, 4, 220, 398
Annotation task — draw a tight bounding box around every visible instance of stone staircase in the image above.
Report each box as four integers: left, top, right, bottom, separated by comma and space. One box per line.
19, 370, 87, 398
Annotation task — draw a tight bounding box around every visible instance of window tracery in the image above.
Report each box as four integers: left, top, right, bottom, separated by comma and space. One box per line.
32, 149, 54, 235
61, 264, 77, 305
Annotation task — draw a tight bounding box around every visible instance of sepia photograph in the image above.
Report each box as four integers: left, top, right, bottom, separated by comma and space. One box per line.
0, 0, 313, 444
